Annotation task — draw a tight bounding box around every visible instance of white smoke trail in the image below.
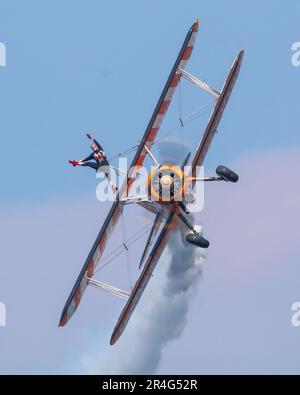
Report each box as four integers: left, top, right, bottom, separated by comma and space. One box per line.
82, 226, 205, 374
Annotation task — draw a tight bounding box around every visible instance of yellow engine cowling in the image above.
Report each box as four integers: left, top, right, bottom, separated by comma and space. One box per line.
147, 164, 190, 203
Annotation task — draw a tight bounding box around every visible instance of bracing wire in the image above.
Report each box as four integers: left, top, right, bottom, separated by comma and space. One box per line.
177, 79, 184, 158
92, 222, 152, 276
121, 209, 133, 290
154, 102, 213, 145
94, 97, 212, 273
106, 102, 213, 164
93, 99, 212, 274
95, 221, 151, 267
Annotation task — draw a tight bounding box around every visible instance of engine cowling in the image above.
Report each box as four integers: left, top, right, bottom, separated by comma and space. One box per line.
186, 233, 209, 248
216, 165, 239, 183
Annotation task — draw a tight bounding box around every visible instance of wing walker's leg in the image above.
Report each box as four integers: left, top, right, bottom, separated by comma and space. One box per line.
81, 162, 99, 170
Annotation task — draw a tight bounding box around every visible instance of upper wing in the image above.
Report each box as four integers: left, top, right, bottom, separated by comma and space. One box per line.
110, 210, 177, 345
59, 20, 199, 327
125, 19, 199, 190
191, 50, 244, 177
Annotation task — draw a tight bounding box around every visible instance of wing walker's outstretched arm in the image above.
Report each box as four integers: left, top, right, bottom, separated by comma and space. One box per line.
86, 133, 104, 152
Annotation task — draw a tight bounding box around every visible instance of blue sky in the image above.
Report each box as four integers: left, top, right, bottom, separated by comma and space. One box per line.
0, 0, 299, 202
0, 0, 300, 374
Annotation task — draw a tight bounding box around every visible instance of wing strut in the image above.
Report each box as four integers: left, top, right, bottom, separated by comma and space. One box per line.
86, 277, 130, 300
144, 145, 160, 167
179, 68, 220, 99
138, 211, 164, 269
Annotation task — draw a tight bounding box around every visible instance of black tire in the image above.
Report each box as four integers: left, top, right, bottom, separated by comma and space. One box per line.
186, 233, 209, 248
216, 165, 239, 183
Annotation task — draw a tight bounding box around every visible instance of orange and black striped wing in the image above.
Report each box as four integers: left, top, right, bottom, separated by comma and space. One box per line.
110, 210, 177, 345
59, 20, 199, 327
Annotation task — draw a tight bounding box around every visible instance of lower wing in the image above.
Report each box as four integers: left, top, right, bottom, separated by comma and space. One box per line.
110, 210, 177, 345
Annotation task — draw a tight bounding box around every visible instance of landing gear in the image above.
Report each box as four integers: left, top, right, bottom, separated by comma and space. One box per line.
216, 165, 239, 183
176, 208, 209, 249
179, 201, 190, 214
186, 233, 209, 248
194, 165, 239, 183
171, 164, 239, 249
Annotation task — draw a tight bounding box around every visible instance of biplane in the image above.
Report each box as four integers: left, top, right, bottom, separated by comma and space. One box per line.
59, 20, 244, 345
